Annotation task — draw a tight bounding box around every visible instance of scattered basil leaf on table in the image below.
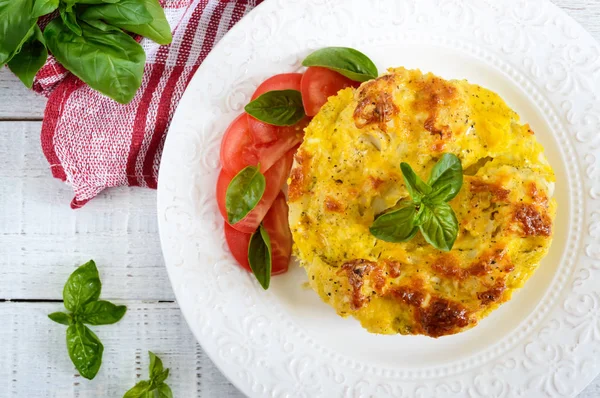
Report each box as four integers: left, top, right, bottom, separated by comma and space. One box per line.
118, 0, 173, 45
7, 24, 48, 88
48, 260, 127, 379
244, 90, 306, 126
225, 165, 266, 224
32, 0, 59, 18
44, 18, 147, 104
79, 0, 154, 26
370, 153, 463, 251
248, 225, 272, 290
66, 322, 104, 380
123, 352, 172, 398
302, 46, 378, 82
0, 0, 37, 65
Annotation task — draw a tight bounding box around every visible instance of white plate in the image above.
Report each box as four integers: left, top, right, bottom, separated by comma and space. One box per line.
157, 0, 600, 396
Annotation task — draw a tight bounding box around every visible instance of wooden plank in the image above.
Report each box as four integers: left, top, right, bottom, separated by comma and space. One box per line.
0, 122, 174, 301
0, 302, 243, 398
552, 0, 600, 38
0, 68, 46, 120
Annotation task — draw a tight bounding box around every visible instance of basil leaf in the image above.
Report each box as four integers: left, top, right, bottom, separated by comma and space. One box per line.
302, 47, 378, 82
426, 153, 463, 203
44, 19, 146, 104
48, 311, 71, 325
400, 162, 431, 202
66, 322, 104, 380
370, 203, 419, 243
248, 225, 272, 290
225, 166, 265, 224
244, 90, 305, 126
123, 380, 151, 398
154, 368, 169, 385
148, 351, 163, 378
419, 203, 459, 252
7, 24, 47, 88
59, 4, 82, 36
0, 0, 37, 65
63, 260, 101, 313
32, 0, 59, 18
157, 384, 173, 398
81, 300, 127, 325
80, 0, 154, 26
83, 17, 124, 32
104, 0, 172, 45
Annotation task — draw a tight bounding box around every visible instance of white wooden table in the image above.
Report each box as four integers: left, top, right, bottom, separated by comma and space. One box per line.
1, 1, 599, 396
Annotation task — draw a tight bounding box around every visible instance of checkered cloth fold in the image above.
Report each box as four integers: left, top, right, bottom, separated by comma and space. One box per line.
32, 0, 260, 208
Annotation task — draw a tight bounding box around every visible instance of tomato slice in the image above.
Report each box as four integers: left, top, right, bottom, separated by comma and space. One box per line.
301, 66, 360, 116
220, 114, 259, 175
247, 73, 304, 144
224, 222, 252, 272
262, 192, 292, 275
254, 116, 307, 171
216, 148, 295, 233
223, 192, 292, 275
251, 73, 303, 100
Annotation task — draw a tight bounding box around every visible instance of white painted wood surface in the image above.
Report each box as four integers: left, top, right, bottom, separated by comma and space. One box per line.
0, 1, 598, 396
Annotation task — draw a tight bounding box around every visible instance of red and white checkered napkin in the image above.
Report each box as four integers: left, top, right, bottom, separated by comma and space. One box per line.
32, 0, 261, 208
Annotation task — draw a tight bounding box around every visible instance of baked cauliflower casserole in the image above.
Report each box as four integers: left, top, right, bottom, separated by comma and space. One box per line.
288, 67, 556, 337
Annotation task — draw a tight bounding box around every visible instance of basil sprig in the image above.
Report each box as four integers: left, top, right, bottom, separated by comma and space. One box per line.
1, 0, 172, 104
244, 89, 306, 126
370, 153, 463, 251
302, 47, 378, 82
248, 225, 272, 290
48, 260, 127, 379
226, 165, 266, 224
123, 352, 172, 398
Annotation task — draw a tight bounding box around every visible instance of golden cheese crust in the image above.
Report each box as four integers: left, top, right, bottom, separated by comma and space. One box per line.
288, 68, 556, 337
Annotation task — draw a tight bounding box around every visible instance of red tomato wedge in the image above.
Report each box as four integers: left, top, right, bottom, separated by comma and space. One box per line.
217, 148, 295, 233
224, 222, 252, 272
251, 73, 303, 100
262, 192, 292, 275
301, 66, 360, 116
220, 114, 259, 175
247, 73, 304, 144
223, 192, 292, 275
220, 113, 304, 175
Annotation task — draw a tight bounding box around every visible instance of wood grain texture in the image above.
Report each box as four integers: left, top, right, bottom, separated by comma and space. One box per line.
0, 68, 46, 120
0, 1, 598, 397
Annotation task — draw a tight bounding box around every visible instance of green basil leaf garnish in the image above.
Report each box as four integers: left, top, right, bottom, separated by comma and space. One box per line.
44, 18, 146, 104
32, 0, 59, 18
48, 311, 71, 325
400, 162, 431, 202
244, 89, 305, 126
248, 225, 272, 290
157, 383, 173, 398
418, 203, 459, 252
370, 153, 463, 251
302, 47, 378, 82
114, 0, 173, 45
50, 260, 126, 380
81, 300, 127, 325
370, 203, 419, 243
63, 260, 101, 313
0, 0, 37, 65
123, 352, 172, 398
225, 165, 266, 224
59, 4, 82, 36
7, 24, 47, 88
79, 0, 154, 27
66, 322, 104, 380
427, 153, 463, 203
